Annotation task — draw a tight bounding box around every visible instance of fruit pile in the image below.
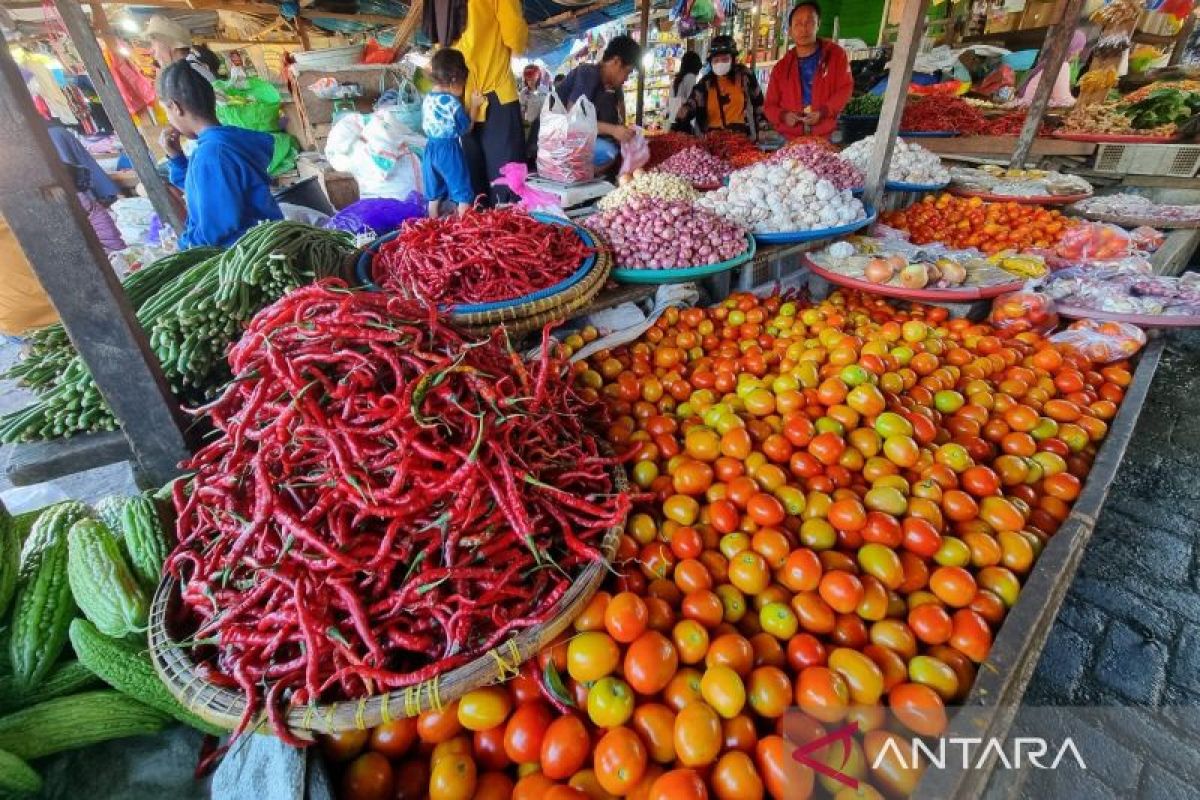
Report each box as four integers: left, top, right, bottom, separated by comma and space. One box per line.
882, 194, 1075, 255
328, 291, 1129, 800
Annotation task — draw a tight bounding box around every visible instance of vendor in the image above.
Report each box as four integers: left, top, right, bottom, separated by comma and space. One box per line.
437, 0, 529, 204
144, 15, 221, 82
764, 2, 852, 139
682, 35, 768, 138
157, 61, 281, 249
554, 35, 643, 172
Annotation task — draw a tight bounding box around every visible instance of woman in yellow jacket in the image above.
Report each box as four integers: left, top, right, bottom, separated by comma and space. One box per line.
427, 0, 528, 203
0, 214, 58, 338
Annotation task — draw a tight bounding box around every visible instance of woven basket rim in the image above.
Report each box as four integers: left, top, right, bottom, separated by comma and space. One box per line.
453, 247, 613, 326
149, 460, 627, 736
464, 258, 612, 338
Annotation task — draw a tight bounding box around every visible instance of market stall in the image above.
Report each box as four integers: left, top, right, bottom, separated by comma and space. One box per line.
2, 0, 1200, 799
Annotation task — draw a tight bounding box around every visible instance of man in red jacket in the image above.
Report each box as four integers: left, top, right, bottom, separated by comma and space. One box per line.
764, 2, 853, 139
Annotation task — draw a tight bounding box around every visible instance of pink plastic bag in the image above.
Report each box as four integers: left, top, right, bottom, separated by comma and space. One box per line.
989, 290, 1058, 336
619, 128, 650, 177
537, 94, 596, 184
1130, 226, 1165, 252
492, 163, 565, 216
1055, 222, 1133, 262
1049, 319, 1146, 363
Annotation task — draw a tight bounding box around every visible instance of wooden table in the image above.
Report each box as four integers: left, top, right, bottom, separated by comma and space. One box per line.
919, 135, 1098, 159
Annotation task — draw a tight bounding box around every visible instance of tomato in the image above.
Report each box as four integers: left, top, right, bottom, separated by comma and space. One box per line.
392, 757, 431, 800
457, 687, 512, 732
648, 769, 709, 800
605, 591, 650, 644
588, 676, 636, 728
888, 682, 948, 737
503, 702, 553, 764
700, 665, 747, 719
428, 752, 476, 800
321, 729, 369, 763
863, 730, 922, 797
908, 603, 953, 645
712, 750, 765, 800
818, 571, 864, 614
828, 647, 885, 705
755, 735, 816, 800
368, 718, 417, 760
746, 665, 792, 719
541, 715, 590, 779
795, 666, 850, 723
417, 703, 463, 745
674, 701, 723, 767
340, 752, 394, 800
625, 631, 680, 695
594, 726, 649, 796
568, 632, 621, 683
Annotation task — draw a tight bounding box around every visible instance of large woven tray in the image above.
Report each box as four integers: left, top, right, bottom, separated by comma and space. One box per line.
149, 463, 627, 737
461, 254, 612, 338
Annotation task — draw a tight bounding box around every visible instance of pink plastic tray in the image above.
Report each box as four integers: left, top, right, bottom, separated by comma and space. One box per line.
1050, 132, 1180, 144
947, 187, 1092, 206
1054, 304, 1200, 328
804, 255, 1022, 302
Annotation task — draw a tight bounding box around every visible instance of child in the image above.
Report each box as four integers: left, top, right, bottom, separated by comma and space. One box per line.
422, 49, 481, 216
157, 60, 282, 249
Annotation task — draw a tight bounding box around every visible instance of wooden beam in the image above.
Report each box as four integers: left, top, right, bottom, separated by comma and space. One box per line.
533, 0, 625, 29
635, 0, 650, 126
295, 17, 312, 51
50, 0, 184, 234
0, 36, 191, 486
1168, 12, 1197, 67
1009, 0, 1088, 167
862, 0, 930, 210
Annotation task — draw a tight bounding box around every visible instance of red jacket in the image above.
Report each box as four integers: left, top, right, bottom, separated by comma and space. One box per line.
764, 40, 853, 138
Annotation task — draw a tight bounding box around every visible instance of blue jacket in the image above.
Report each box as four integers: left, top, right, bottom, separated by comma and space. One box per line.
168, 126, 282, 249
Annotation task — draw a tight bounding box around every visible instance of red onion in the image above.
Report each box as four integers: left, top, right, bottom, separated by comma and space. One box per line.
587, 196, 748, 269
770, 144, 862, 191
655, 146, 733, 189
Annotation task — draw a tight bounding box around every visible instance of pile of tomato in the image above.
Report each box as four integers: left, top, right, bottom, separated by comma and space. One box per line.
327, 290, 1130, 800
881, 194, 1075, 255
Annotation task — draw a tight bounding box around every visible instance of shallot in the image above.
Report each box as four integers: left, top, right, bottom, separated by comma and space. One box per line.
588, 196, 748, 269
770, 143, 862, 190
655, 146, 733, 188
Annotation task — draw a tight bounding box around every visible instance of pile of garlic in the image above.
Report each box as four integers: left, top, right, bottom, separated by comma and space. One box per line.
597, 170, 698, 211
696, 158, 866, 234
839, 136, 950, 186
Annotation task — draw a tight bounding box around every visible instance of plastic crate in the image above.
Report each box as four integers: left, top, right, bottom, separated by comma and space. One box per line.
1093, 143, 1200, 178
735, 246, 807, 290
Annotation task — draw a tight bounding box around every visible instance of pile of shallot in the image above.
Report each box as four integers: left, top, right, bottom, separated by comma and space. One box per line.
770, 143, 863, 191
588, 196, 747, 269
655, 146, 733, 188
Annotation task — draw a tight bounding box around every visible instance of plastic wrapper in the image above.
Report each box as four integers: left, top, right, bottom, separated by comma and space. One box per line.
491, 163, 566, 216
324, 194, 425, 236
1049, 319, 1147, 363
537, 94, 596, 184
619, 127, 650, 177
1055, 222, 1133, 263
989, 290, 1059, 335
1129, 225, 1165, 252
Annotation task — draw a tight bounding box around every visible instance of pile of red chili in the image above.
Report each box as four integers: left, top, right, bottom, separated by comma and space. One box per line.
901, 95, 987, 134
981, 110, 1059, 136
703, 129, 762, 162
167, 282, 629, 743
372, 208, 592, 307
646, 131, 698, 167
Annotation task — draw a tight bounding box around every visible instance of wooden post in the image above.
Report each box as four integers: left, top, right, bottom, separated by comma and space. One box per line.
51, 0, 184, 234
296, 17, 313, 51
1168, 12, 1197, 67
748, 1, 762, 69
0, 37, 190, 486
1009, 0, 1088, 168
635, 0, 651, 126
862, 0, 931, 211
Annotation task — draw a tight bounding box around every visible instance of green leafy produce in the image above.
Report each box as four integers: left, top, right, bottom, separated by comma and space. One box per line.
66, 520, 148, 638
0, 223, 353, 443
1121, 88, 1200, 129
845, 93, 884, 115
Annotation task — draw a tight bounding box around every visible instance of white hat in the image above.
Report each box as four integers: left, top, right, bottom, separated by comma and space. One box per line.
144, 15, 191, 50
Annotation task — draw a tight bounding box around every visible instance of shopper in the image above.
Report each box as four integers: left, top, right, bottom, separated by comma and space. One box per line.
0, 215, 58, 338
683, 36, 768, 138
519, 63, 547, 125
430, 0, 529, 203
668, 51, 703, 133
144, 14, 221, 82
764, 1, 852, 139
157, 60, 281, 249
554, 35, 643, 172
44, 118, 125, 253
422, 49, 482, 216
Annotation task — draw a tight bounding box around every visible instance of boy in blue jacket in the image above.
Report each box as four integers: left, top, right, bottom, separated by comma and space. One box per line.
157, 60, 281, 249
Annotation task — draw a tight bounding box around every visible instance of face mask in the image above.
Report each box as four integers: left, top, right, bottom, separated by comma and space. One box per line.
713, 61, 732, 77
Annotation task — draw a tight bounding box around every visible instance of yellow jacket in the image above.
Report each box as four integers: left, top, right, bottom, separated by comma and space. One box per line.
0, 215, 58, 336
454, 0, 528, 121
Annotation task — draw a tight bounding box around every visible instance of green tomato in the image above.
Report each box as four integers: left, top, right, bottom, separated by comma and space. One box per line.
874, 411, 914, 439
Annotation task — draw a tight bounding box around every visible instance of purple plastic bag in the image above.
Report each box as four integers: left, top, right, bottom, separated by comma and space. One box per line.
324, 193, 425, 236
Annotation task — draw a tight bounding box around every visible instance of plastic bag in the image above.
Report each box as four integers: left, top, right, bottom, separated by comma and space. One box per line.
378, 78, 423, 135
1130, 225, 1165, 252
989, 290, 1058, 335
537, 93, 596, 184
1055, 222, 1133, 263
491, 163, 566, 216
213, 77, 281, 132
325, 111, 425, 199
1048, 318, 1146, 363
362, 38, 399, 65
325, 194, 425, 236
619, 128, 650, 177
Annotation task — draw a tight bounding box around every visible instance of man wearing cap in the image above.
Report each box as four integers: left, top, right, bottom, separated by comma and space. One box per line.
144, 15, 220, 83
682, 35, 768, 139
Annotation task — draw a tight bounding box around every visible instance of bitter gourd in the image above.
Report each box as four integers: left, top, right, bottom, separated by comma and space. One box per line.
66, 520, 148, 637
0, 691, 168, 761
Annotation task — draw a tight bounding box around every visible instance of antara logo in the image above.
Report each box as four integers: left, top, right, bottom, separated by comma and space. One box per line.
874, 735, 1088, 771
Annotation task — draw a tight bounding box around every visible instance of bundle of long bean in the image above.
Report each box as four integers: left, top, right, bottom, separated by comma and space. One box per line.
167, 282, 629, 743
0, 223, 353, 443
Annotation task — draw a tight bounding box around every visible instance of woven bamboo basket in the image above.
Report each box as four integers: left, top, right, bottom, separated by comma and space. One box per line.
149, 463, 628, 737
462, 254, 612, 338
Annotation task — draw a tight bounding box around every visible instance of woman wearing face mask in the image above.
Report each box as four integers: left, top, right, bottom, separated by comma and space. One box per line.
764, 1, 852, 139
683, 35, 767, 138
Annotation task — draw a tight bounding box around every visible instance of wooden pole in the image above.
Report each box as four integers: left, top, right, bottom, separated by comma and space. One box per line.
635, 0, 651, 126
50, 0, 184, 234
862, 0, 931, 210
748, 1, 762, 69
1168, 12, 1196, 67
0, 36, 190, 485
1009, 0, 1088, 168
296, 17, 312, 51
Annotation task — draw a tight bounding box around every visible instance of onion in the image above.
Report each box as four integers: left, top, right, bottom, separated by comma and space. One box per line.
588, 196, 748, 269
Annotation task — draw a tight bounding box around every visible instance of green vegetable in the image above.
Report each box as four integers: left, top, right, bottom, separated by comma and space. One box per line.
119, 495, 170, 590
8, 502, 90, 689
0, 749, 41, 798
0, 660, 100, 715
1122, 88, 1200, 129
845, 94, 884, 116
67, 520, 148, 638
69, 619, 225, 736
93, 496, 128, 538
0, 507, 15, 619
0, 691, 169, 761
